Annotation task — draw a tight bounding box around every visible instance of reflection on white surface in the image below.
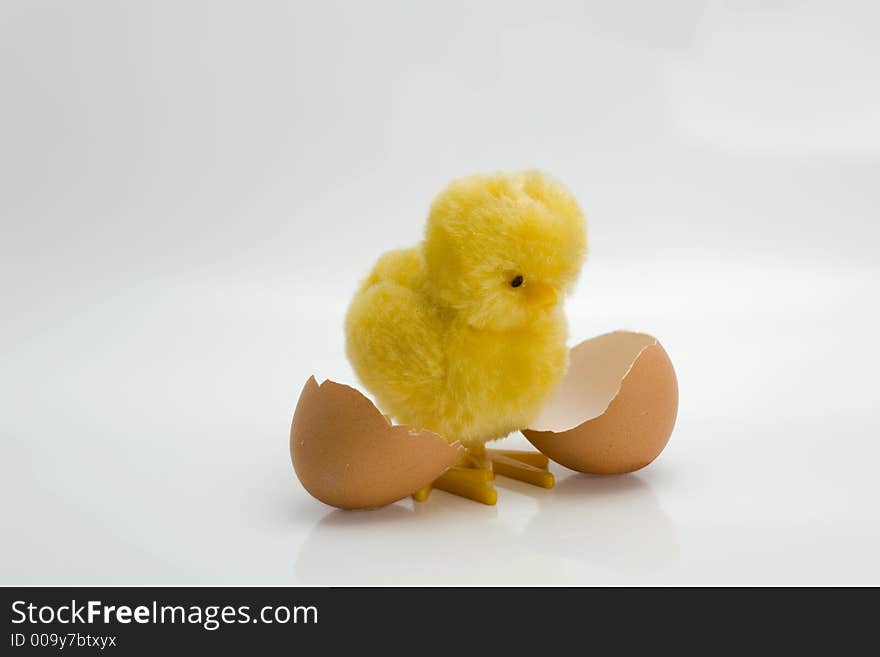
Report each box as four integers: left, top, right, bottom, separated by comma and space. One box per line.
525, 475, 678, 577
295, 470, 677, 586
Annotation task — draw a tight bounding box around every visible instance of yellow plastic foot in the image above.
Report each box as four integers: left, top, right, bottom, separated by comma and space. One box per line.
487, 449, 555, 489
433, 466, 497, 506
412, 486, 432, 502
412, 446, 497, 505
487, 449, 550, 469
411, 446, 552, 504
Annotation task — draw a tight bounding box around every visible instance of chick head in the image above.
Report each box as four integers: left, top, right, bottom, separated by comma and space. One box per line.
423, 171, 587, 331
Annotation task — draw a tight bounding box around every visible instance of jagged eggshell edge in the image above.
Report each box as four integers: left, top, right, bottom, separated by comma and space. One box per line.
290, 376, 464, 509
522, 331, 678, 474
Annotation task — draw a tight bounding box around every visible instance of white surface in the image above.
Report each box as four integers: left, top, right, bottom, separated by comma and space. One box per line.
2, 1, 879, 585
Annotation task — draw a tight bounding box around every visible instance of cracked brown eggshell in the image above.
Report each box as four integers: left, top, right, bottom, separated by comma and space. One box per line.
290, 376, 464, 509
523, 331, 678, 474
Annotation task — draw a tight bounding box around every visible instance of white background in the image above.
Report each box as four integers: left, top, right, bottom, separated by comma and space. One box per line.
2, 1, 879, 585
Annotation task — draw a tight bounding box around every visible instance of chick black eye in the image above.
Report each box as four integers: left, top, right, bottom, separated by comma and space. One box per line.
510, 275, 524, 288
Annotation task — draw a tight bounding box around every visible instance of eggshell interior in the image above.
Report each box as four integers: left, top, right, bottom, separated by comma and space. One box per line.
523, 331, 678, 474
290, 376, 464, 510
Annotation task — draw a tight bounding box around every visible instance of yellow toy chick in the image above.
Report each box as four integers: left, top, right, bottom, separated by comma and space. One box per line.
345, 171, 587, 503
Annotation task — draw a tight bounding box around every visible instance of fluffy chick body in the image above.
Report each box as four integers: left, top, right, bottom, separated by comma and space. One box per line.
345, 172, 586, 447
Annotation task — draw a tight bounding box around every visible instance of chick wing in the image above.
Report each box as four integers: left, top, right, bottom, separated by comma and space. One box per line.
345, 249, 445, 430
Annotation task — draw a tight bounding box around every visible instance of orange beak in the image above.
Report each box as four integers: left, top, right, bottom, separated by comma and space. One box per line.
524, 281, 557, 310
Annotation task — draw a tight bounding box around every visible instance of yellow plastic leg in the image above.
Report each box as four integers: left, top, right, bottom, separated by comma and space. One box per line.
439, 465, 494, 483
487, 450, 555, 489
412, 486, 432, 502
412, 447, 497, 505
433, 468, 498, 505
459, 444, 490, 469
412, 446, 552, 504
487, 449, 550, 469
